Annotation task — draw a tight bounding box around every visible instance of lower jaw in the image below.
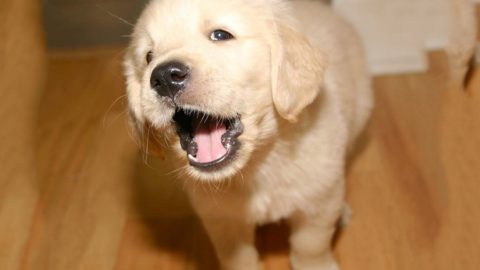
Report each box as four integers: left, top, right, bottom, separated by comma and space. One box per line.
187, 145, 238, 172
176, 151, 246, 183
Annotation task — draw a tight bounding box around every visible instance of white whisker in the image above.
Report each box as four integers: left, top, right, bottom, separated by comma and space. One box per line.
95, 4, 135, 27
102, 94, 128, 129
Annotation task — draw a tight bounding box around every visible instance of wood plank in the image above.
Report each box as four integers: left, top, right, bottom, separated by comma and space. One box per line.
0, 0, 46, 269
28, 50, 137, 270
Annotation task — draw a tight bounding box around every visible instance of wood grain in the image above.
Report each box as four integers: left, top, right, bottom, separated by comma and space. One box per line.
336, 52, 480, 270
0, 0, 46, 269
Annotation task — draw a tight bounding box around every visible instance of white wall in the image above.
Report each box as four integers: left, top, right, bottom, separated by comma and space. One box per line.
334, 0, 454, 75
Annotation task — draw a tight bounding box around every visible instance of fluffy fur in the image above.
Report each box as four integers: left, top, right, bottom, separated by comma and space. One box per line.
124, 0, 373, 269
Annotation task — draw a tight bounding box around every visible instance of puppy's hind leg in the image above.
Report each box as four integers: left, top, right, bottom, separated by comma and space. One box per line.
200, 216, 262, 270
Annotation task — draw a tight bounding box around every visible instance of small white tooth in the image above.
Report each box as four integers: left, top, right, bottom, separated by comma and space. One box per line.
188, 154, 197, 162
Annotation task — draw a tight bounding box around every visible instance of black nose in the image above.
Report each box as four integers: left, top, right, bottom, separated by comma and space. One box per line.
150, 61, 190, 99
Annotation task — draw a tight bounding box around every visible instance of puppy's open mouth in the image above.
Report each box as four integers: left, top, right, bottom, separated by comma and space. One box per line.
173, 108, 243, 171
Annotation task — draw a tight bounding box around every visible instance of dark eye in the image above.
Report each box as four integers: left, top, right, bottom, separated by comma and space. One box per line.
210, 29, 234, 41
146, 51, 153, 64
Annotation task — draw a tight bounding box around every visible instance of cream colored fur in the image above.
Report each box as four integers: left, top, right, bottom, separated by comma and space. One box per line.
124, 0, 373, 269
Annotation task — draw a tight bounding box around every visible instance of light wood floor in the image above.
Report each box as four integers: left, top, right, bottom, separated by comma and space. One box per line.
1, 48, 479, 270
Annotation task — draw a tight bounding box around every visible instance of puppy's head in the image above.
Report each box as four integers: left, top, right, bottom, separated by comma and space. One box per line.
124, 0, 326, 181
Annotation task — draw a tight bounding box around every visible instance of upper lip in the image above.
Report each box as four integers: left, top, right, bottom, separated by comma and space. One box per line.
172, 107, 243, 171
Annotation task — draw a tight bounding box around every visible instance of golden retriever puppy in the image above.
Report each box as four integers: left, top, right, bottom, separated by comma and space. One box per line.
124, 0, 373, 269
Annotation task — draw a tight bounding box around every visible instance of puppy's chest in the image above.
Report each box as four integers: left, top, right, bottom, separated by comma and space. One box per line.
248, 184, 298, 224
246, 175, 317, 224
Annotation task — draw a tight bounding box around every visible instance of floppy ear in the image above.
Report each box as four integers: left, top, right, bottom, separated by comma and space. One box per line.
270, 23, 326, 122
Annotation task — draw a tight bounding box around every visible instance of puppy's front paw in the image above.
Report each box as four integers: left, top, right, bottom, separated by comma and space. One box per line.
291, 252, 339, 270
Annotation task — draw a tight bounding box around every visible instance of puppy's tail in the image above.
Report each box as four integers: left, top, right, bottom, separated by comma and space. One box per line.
446, 0, 477, 88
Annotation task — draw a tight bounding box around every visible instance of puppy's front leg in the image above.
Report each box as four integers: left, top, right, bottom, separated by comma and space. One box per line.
288, 196, 343, 270
201, 216, 261, 270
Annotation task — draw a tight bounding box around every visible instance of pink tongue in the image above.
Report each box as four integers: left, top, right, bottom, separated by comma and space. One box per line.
193, 120, 227, 163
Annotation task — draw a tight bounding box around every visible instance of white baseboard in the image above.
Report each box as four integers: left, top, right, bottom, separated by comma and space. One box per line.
370, 53, 428, 75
